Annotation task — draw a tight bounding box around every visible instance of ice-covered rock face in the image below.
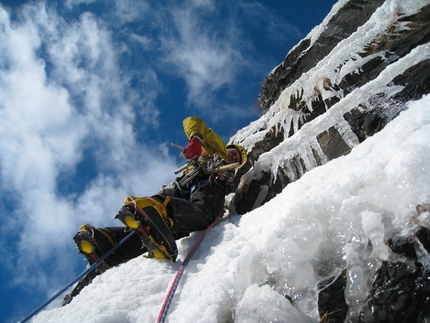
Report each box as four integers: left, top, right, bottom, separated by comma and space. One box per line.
226, 1, 430, 322
258, 0, 386, 113
231, 0, 430, 215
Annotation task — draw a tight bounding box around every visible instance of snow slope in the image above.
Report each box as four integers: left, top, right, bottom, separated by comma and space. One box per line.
32, 95, 430, 322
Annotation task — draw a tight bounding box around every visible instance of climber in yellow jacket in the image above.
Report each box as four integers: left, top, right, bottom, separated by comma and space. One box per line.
156, 116, 247, 239
63, 117, 247, 305
182, 116, 229, 160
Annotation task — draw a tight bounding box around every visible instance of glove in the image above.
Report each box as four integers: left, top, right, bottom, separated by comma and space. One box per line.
183, 135, 203, 160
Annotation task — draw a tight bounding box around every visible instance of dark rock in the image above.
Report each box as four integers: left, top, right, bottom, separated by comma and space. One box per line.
358, 227, 430, 322
387, 234, 418, 259
233, 172, 269, 215
343, 106, 386, 143
259, 0, 386, 113
358, 260, 429, 323
338, 56, 386, 96
317, 126, 352, 160
387, 226, 430, 259
246, 126, 284, 163
317, 270, 348, 323
415, 226, 430, 253
390, 59, 430, 103
312, 227, 430, 323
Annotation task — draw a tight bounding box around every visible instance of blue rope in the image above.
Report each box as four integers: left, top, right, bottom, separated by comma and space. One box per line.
19, 231, 136, 323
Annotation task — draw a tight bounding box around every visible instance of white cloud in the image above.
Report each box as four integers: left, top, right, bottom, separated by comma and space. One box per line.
65, 0, 97, 9
130, 33, 152, 49
189, 0, 215, 10
114, 0, 149, 24
239, 2, 303, 41
161, 5, 244, 109
0, 6, 83, 192
0, 2, 178, 291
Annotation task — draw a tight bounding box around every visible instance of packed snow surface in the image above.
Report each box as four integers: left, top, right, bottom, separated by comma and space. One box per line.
33, 94, 430, 322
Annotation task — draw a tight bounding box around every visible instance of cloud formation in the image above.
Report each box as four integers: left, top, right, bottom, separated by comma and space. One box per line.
0, 2, 177, 293
161, 4, 244, 108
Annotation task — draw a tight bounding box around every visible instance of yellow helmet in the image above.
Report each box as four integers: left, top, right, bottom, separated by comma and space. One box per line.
227, 144, 247, 168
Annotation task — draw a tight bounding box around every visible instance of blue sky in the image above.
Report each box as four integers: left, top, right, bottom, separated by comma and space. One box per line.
0, 0, 337, 322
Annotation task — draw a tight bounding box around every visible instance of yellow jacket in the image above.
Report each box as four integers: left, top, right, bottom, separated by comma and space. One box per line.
183, 117, 228, 160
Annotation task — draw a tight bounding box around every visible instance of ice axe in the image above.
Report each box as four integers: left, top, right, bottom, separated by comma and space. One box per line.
171, 142, 185, 150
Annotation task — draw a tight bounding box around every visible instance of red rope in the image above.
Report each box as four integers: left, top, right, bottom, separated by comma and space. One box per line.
157, 216, 221, 323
